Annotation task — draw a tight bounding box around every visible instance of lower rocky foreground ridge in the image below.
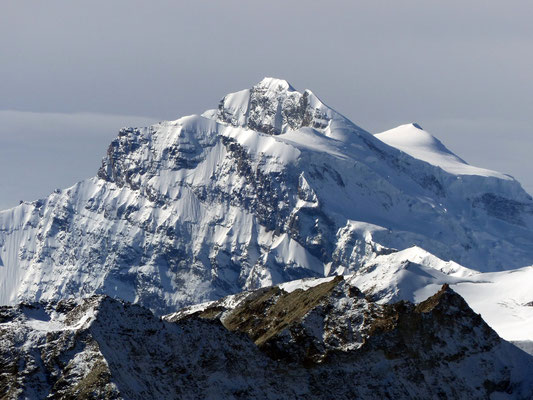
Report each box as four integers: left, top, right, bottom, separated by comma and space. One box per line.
2, 278, 532, 399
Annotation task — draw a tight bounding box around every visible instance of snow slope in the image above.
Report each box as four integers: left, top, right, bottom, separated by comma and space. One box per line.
1, 77, 533, 315
375, 123, 510, 179
343, 246, 533, 342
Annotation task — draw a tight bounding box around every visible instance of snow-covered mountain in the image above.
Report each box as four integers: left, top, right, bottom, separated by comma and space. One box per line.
335, 245, 533, 345
2, 280, 532, 399
1, 77, 533, 315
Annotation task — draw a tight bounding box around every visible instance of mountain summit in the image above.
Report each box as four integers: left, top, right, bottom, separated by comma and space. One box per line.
212, 76, 361, 140
1, 79, 533, 314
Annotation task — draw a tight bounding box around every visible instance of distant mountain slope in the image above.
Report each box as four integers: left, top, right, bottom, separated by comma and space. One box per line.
343, 246, 533, 343
1, 78, 533, 314
2, 282, 532, 399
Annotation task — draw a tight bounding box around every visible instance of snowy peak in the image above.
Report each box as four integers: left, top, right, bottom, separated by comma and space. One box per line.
2, 78, 533, 316
256, 76, 296, 91
216, 77, 346, 136
375, 123, 509, 179
376, 123, 465, 162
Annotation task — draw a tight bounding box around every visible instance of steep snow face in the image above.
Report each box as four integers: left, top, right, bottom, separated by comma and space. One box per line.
1, 78, 533, 314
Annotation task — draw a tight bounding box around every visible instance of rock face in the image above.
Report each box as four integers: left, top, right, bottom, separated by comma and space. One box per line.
0, 297, 284, 400
2, 280, 532, 399
1, 77, 533, 314
216, 78, 336, 135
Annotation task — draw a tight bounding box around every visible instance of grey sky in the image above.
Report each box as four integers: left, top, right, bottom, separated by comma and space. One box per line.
1, 1, 532, 209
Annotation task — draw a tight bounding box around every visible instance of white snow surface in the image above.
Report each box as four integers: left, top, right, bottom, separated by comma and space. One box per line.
279, 276, 337, 293
375, 123, 511, 179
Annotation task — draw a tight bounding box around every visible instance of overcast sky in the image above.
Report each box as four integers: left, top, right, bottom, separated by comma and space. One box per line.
1, 1, 532, 209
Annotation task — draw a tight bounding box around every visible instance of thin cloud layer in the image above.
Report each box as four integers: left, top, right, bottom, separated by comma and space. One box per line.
0, 1, 531, 205
0, 111, 157, 210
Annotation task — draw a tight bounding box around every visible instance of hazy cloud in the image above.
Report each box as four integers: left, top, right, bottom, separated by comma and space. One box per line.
0, 1, 531, 207
0, 111, 157, 209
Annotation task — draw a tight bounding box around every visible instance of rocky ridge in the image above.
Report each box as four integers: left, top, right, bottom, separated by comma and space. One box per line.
2, 279, 532, 399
